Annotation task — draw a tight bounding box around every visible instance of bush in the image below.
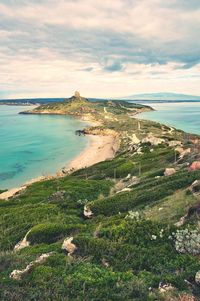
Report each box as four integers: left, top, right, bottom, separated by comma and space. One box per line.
27, 223, 82, 244
89, 170, 200, 216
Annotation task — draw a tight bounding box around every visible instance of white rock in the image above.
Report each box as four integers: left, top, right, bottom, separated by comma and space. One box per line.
142, 135, 165, 146
116, 187, 132, 194
62, 237, 77, 255
195, 271, 200, 284
10, 253, 53, 280
174, 215, 187, 227
84, 205, 93, 218
14, 230, 31, 252
130, 134, 140, 145
164, 168, 176, 177
159, 282, 175, 293
168, 140, 182, 147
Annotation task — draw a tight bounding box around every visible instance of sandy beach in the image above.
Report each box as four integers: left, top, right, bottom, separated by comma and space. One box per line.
0, 133, 119, 200
66, 134, 119, 171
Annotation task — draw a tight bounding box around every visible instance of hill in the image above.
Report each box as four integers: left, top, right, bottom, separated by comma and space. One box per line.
122, 92, 200, 101
1, 93, 200, 300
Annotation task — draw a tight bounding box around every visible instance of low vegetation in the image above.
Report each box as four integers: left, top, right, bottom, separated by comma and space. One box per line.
1, 96, 200, 300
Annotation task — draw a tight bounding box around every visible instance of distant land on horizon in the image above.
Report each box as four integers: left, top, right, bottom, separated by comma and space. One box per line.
1, 92, 200, 105
121, 92, 200, 101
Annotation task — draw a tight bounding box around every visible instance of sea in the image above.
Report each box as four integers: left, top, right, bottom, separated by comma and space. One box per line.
0, 105, 88, 189
136, 101, 200, 135
1, 101, 200, 190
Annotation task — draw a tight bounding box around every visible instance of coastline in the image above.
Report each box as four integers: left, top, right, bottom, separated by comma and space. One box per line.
0, 129, 119, 200
66, 134, 119, 172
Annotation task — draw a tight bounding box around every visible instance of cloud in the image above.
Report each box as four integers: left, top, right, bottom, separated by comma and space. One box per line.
0, 0, 200, 97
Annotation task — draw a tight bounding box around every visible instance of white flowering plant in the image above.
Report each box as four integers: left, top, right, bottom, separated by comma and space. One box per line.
173, 228, 200, 255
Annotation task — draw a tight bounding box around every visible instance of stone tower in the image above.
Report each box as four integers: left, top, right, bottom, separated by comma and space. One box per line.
74, 91, 81, 98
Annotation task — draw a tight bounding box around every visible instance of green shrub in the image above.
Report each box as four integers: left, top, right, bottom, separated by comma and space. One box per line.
89, 170, 200, 216
27, 223, 82, 244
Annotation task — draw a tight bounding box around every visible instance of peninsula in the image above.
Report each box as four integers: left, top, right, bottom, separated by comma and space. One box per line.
1, 92, 200, 301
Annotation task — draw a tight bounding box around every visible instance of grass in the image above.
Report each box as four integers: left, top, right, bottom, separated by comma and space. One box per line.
1, 98, 200, 300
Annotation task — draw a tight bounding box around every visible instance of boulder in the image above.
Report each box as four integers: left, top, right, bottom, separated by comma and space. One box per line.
10, 253, 53, 280
188, 180, 200, 194
168, 140, 182, 147
158, 281, 175, 293
84, 205, 93, 218
62, 237, 77, 255
116, 187, 132, 194
14, 230, 31, 252
175, 147, 191, 159
164, 168, 176, 177
130, 134, 140, 145
174, 215, 187, 227
189, 161, 200, 171
142, 135, 165, 146
195, 271, 200, 284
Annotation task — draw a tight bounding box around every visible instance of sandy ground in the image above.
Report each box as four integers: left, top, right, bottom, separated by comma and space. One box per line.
0, 134, 119, 200
67, 134, 119, 171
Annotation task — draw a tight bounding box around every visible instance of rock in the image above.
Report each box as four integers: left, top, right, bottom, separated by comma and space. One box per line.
168, 140, 182, 147
158, 281, 175, 293
164, 168, 176, 177
48, 190, 66, 203
136, 147, 143, 154
116, 187, 132, 194
188, 180, 200, 194
130, 134, 140, 145
14, 230, 31, 252
195, 271, 200, 284
62, 237, 77, 255
125, 173, 131, 180
84, 205, 93, 218
102, 258, 109, 267
189, 161, 200, 171
174, 215, 187, 227
142, 135, 165, 146
175, 147, 191, 159
10, 253, 53, 280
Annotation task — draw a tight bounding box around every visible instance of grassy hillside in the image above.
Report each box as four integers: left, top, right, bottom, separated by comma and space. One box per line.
1, 95, 200, 301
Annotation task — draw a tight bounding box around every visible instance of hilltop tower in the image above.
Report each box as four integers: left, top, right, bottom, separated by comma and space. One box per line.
74, 91, 81, 98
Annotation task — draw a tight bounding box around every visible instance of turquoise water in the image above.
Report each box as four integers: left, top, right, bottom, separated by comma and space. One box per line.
0, 106, 88, 189
137, 102, 200, 135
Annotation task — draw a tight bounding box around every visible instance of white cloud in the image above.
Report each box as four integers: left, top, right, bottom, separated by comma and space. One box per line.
0, 0, 200, 98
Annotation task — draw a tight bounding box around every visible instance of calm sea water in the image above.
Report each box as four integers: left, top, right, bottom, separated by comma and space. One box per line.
137, 102, 200, 135
0, 106, 88, 189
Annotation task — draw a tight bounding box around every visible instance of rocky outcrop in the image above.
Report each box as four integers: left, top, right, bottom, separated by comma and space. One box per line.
189, 161, 200, 171
142, 135, 165, 146
195, 271, 200, 284
188, 180, 200, 195
175, 147, 191, 159
112, 176, 140, 194
62, 237, 77, 256
168, 140, 182, 147
14, 230, 31, 252
84, 127, 118, 137
128, 134, 140, 145
10, 253, 53, 280
84, 205, 93, 218
158, 281, 175, 293
164, 168, 176, 177
174, 215, 187, 227
116, 187, 132, 194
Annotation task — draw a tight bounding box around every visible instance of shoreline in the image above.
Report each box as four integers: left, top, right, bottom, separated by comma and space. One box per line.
0, 129, 119, 200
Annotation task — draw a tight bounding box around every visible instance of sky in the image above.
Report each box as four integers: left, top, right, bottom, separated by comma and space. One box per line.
0, 0, 200, 99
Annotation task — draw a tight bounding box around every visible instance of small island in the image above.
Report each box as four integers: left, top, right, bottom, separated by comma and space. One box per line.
1, 93, 200, 300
